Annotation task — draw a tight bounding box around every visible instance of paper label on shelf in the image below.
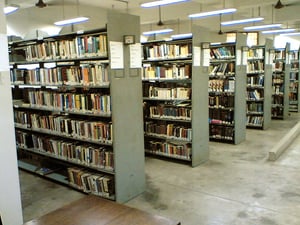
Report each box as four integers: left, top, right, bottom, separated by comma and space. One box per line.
242, 51, 248, 66
129, 43, 142, 68
236, 49, 241, 66
193, 46, 201, 66
0, 33, 9, 71
109, 41, 124, 69
203, 49, 210, 67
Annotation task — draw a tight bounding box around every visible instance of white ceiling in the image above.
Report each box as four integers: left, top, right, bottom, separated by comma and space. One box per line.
4, 0, 300, 42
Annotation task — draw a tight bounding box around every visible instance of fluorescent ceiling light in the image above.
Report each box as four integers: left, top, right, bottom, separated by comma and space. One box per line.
54, 17, 89, 26
171, 33, 192, 39
221, 17, 264, 26
262, 28, 296, 34
143, 28, 173, 36
188, 8, 236, 19
280, 32, 300, 36
4, 5, 19, 15
244, 23, 282, 31
141, 0, 189, 8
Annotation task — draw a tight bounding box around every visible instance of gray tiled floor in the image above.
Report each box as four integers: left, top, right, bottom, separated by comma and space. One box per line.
20, 112, 300, 224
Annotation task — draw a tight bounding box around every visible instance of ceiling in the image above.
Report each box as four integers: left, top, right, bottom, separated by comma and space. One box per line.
4, 0, 300, 42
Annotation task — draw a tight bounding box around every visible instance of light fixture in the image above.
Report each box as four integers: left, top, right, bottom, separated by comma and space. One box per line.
244, 23, 282, 31
141, 0, 189, 8
261, 28, 296, 34
221, 17, 264, 26
188, 8, 236, 19
171, 33, 192, 39
143, 28, 173, 36
4, 5, 19, 15
54, 0, 89, 26
280, 32, 300, 36
54, 17, 89, 26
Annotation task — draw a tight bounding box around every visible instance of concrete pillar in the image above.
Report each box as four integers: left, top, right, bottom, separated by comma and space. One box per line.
0, 2, 24, 224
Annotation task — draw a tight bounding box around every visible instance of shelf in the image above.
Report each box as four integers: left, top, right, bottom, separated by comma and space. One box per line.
246, 124, 263, 128
208, 106, 234, 110
68, 183, 115, 201
14, 124, 113, 146
11, 56, 109, 64
209, 137, 234, 143
144, 133, 192, 143
209, 122, 234, 127
209, 74, 235, 78
246, 85, 264, 89
143, 57, 192, 63
142, 78, 191, 83
248, 57, 264, 61
247, 71, 264, 75
13, 105, 112, 117
18, 160, 69, 185
272, 104, 284, 107
145, 149, 191, 162
246, 98, 264, 102
17, 146, 115, 175
210, 58, 235, 63
247, 112, 264, 115
143, 97, 191, 101
209, 91, 235, 95
145, 117, 191, 123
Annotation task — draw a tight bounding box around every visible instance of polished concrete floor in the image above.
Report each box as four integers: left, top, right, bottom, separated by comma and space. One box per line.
20, 112, 300, 225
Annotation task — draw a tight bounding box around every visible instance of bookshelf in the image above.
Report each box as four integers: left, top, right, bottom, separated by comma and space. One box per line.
288, 48, 300, 112
271, 43, 291, 119
246, 39, 273, 129
141, 25, 209, 167
10, 11, 145, 203
209, 33, 247, 144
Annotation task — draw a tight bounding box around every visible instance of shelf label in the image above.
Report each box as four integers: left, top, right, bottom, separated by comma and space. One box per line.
129, 43, 142, 68
193, 46, 201, 66
242, 51, 248, 66
109, 41, 124, 69
236, 49, 241, 66
203, 48, 210, 67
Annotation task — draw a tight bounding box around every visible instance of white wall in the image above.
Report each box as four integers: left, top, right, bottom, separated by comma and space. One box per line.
0, 1, 23, 225
274, 35, 300, 50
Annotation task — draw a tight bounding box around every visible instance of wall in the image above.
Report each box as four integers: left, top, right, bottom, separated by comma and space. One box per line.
0, 2, 23, 225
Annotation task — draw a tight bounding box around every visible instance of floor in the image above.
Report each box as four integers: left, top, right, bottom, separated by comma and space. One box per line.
20, 112, 300, 225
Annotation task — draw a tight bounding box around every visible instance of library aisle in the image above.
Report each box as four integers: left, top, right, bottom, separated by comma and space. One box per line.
20, 113, 300, 224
